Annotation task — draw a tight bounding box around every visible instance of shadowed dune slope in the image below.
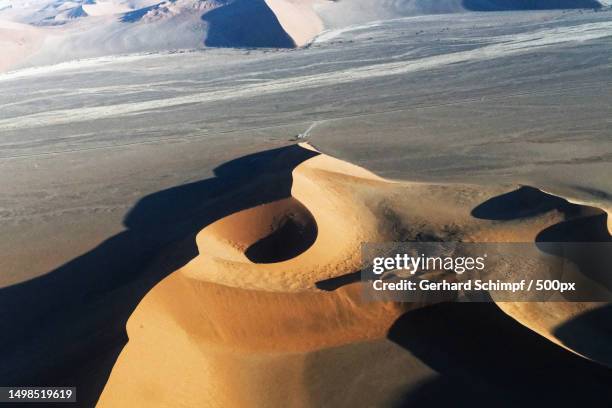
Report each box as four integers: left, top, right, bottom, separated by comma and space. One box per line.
0, 145, 318, 407
202, 0, 296, 48
98, 143, 611, 407
473, 186, 612, 365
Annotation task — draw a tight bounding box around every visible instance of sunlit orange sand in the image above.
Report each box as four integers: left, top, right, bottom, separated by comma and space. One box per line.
98, 143, 610, 407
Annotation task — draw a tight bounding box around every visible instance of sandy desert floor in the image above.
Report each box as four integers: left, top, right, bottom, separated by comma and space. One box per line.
0, 7, 611, 408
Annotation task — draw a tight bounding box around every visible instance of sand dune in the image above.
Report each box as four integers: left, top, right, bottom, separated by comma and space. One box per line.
496, 301, 612, 363
1, 0, 608, 72
0, 20, 44, 72
82, 1, 133, 17
98, 144, 611, 407
1, 4, 610, 405
264, 0, 323, 46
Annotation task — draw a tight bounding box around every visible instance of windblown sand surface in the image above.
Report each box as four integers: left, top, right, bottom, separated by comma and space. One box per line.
98, 144, 611, 407
264, 0, 323, 47
1, 10, 610, 407
0, 20, 44, 72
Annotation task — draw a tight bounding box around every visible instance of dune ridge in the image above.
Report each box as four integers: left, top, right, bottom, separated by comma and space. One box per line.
97, 143, 611, 407
0, 20, 45, 72
264, 0, 323, 47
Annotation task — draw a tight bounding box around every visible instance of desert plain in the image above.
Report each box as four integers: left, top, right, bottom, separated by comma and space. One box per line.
0, 1, 611, 407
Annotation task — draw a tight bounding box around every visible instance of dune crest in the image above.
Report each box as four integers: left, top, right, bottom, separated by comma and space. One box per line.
0, 20, 44, 72
98, 144, 611, 407
264, 0, 324, 46
190, 143, 387, 293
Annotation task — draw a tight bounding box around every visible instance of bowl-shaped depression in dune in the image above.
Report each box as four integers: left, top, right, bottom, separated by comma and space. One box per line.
200, 197, 318, 265
188, 151, 387, 292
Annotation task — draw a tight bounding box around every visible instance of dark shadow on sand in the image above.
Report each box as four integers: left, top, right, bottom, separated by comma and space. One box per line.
535, 212, 612, 293
0, 144, 318, 407
471, 186, 579, 220
245, 207, 318, 264
389, 302, 612, 407
202, 0, 295, 48
390, 186, 612, 405
315, 270, 362, 291
473, 185, 612, 291
536, 206, 612, 367
120, 4, 158, 23
554, 304, 612, 369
